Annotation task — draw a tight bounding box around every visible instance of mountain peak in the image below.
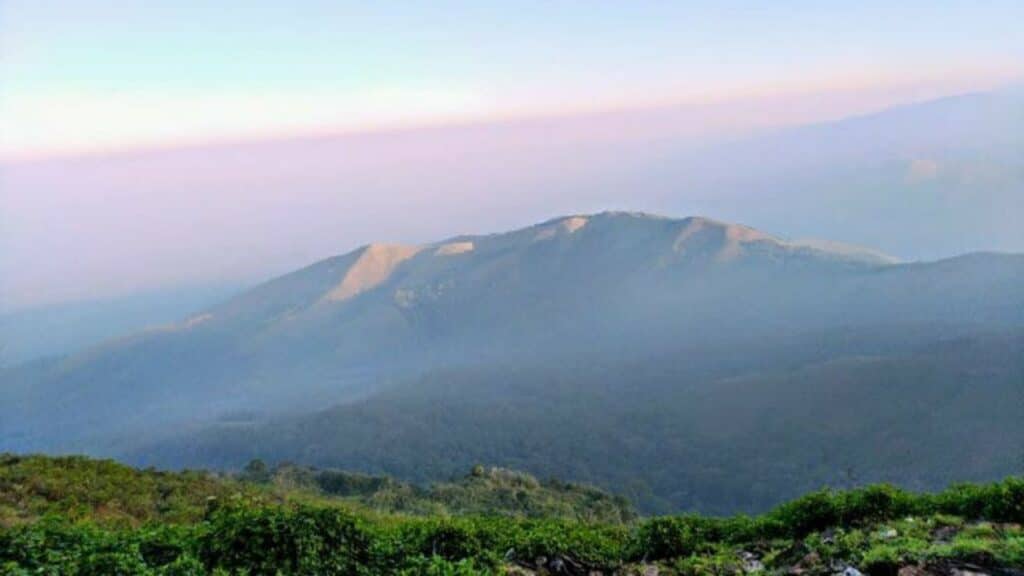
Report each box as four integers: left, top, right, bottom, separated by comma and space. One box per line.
670, 217, 772, 261
301, 212, 894, 309
474, 211, 895, 266
533, 215, 589, 241
323, 243, 422, 302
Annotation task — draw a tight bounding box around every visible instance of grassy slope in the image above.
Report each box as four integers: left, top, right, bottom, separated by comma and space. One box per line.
0, 454, 633, 527
1, 454, 1023, 575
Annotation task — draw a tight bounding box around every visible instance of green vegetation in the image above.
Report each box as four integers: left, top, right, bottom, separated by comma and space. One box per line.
2, 454, 1023, 574
145, 329, 1024, 516
0, 454, 266, 527
248, 459, 634, 524
0, 455, 633, 527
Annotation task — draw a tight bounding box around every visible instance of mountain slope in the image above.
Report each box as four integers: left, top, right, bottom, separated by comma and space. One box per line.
0, 284, 241, 365
136, 329, 1024, 514
2, 212, 1023, 513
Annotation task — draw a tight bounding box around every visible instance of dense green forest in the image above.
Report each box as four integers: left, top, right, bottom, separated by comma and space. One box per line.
2, 454, 1023, 575
137, 329, 1024, 515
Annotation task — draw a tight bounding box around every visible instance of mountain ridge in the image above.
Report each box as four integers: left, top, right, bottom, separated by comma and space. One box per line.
270, 211, 898, 300
181, 211, 900, 333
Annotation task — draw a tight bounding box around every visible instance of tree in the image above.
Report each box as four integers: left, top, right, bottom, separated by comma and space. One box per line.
241, 459, 270, 483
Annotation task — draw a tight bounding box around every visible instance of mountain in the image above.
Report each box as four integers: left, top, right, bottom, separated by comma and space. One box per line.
646, 89, 1024, 260
2, 212, 1023, 513
150, 329, 1022, 514
0, 283, 241, 365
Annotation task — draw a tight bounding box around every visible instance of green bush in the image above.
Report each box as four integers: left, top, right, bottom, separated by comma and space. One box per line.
764, 489, 840, 537
837, 484, 922, 524
932, 478, 1024, 523
3, 455, 1024, 574
196, 505, 372, 575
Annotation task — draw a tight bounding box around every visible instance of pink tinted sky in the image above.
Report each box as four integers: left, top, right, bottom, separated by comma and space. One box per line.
3, 77, 1022, 311
2, 1, 1023, 310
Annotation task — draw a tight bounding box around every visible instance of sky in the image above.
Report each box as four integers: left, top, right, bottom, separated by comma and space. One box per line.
2, 1, 1022, 159
1, 1, 1023, 314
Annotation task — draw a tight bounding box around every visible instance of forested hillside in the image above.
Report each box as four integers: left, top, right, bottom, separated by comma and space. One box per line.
138, 329, 1024, 514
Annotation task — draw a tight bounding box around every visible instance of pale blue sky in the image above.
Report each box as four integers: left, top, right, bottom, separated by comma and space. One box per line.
2, 1, 1022, 157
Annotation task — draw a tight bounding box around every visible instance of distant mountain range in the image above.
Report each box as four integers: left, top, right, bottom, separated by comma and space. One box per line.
2, 212, 1023, 513
0, 284, 240, 365
642, 89, 1024, 260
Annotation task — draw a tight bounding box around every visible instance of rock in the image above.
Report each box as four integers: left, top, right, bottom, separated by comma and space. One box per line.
950, 568, 991, 576
880, 527, 899, 539
532, 554, 591, 576
839, 568, 864, 576
932, 525, 959, 543
739, 551, 765, 573
790, 551, 822, 575
921, 560, 1002, 576
642, 565, 659, 576
898, 565, 936, 576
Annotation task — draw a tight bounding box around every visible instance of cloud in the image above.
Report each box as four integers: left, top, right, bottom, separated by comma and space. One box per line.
906, 158, 940, 182
0, 87, 491, 161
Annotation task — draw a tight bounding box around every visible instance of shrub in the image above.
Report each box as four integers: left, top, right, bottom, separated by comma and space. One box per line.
197, 505, 372, 574
634, 516, 721, 560
932, 478, 1024, 523
765, 489, 840, 537
4, 455, 1024, 573
837, 484, 922, 525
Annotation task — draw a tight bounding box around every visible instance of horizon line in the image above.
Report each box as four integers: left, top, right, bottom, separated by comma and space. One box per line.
5, 75, 1020, 166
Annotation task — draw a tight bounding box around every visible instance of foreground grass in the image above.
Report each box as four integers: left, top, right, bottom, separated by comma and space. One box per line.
1, 454, 1022, 575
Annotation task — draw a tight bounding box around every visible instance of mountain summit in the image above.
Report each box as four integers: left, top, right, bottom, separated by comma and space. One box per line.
183, 212, 898, 338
